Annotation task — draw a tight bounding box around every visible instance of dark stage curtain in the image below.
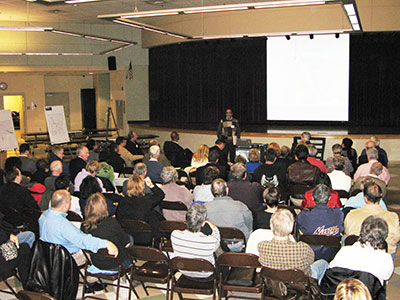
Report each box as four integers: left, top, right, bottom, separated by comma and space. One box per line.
349, 32, 400, 128
149, 38, 266, 127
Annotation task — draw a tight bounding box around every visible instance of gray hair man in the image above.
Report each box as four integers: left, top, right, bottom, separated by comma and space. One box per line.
205, 178, 253, 250
144, 145, 165, 183
325, 143, 353, 175
351, 162, 387, 199
328, 156, 352, 195
354, 147, 390, 185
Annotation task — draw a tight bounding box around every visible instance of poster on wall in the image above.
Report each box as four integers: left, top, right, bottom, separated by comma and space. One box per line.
0, 109, 18, 151
45, 106, 70, 145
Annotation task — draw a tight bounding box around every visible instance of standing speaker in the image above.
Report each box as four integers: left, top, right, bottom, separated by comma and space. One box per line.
108, 56, 116, 71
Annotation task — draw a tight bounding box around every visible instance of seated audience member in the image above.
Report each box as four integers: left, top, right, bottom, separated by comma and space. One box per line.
143, 139, 171, 166
325, 144, 353, 176
358, 137, 388, 167
74, 160, 104, 193
334, 278, 372, 300
191, 144, 209, 168
82, 193, 133, 271
297, 184, 344, 261
49, 145, 69, 176
44, 160, 63, 190
331, 216, 393, 285
107, 142, 128, 174
278, 145, 293, 170
116, 136, 142, 168
205, 179, 253, 243
122, 163, 152, 196
301, 172, 341, 209
116, 175, 165, 236
255, 186, 280, 230
144, 145, 164, 183
209, 138, 229, 168
258, 209, 328, 281
19, 143, 37, 176
97, 161, 115, 189
86, 139, 100, 162
125, 131, 144, 156
31, 158, 50, 185
344, 182, 400, 257
0, 212, 33, 288
196, 150, 227, 184
253, 148, 287, 193
307, 144, 326, 173
193, 166, 220, 203
351, 162, 387, 198
354, 148, 390, 185
291, 131, 311, 155
55, 175, 81, 218
287, 144, 320, 200
0, 166, 40, 228
246, 148, 262, 173
171, 203, 220, 280
247, 208, 297, 256
163, 131, 192, 168
39, 189, 118, 290
328, 156, 352, 193
341, 138, 358, 175
160, 166, 193, 222
227, 163, 264, 217
345, 178, 387, 210
69, 145, 90, 182
4, 157, 29, 187
79, 176, 116, 217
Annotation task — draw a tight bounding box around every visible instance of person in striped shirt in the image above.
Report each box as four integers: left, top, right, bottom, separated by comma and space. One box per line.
171, 203, 220, 280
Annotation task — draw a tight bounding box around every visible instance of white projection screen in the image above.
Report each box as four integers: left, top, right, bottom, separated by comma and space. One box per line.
266, 34, 349, 121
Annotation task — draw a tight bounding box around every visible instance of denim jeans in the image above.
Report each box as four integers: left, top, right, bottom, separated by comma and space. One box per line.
310, 259, 329, 283
17, 231, 36, 248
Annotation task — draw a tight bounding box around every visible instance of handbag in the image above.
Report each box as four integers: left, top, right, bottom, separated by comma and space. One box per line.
0, 240, 18, 261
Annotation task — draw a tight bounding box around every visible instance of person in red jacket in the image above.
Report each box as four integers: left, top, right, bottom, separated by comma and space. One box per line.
301, 172, 342, 209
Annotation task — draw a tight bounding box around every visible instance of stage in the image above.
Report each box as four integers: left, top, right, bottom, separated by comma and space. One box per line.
128, 122, 400, 162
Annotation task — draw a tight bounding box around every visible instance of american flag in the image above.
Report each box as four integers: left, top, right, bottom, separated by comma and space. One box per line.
126, 61, 133, 80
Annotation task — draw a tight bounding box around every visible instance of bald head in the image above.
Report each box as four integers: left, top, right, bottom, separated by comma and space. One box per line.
51, 189, 71, 212
50, 160, 63, 176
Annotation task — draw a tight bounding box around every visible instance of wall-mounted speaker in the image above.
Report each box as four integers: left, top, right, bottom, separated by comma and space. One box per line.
108, 56, 116, 71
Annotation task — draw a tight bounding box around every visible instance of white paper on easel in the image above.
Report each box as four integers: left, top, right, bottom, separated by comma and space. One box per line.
45, 106, 70, 145
0, 110, 18, 151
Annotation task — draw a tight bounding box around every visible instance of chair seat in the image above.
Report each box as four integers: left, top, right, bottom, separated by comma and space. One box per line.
174, 275, 215, 294
136, 261, 169, 279
223, 273, 262, 293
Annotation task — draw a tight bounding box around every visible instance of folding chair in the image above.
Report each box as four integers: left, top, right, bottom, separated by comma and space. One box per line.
127, 246, 170, 298
218, 227, 246, 252
17, 290, 57, 300
81, 249, 139, 300
299, 234, 341, 262
158, 220, 186, 254
0, 271, 19, 298
260, 267, 320, 300
169, 257, 217, 300
218, 252, 262, 300
120, 219, 154, 247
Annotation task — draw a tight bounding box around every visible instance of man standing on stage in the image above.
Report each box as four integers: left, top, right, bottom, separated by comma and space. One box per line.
217, 109, 241, 163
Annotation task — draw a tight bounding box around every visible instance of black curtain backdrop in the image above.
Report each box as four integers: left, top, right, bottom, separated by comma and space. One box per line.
149, 33, 400, 132
149, 37, 266, 128
349, 32, 400, 129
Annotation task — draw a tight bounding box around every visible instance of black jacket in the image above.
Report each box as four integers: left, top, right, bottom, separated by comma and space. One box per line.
26, 240, 79, 300
69, 157, 87, 182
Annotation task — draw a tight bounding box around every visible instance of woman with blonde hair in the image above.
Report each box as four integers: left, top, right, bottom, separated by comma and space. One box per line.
334, 278, 372, 300
246, 148, 262, 173
116, 174, 165, 242
191, 144, 209, 168
82, 193, 133, 270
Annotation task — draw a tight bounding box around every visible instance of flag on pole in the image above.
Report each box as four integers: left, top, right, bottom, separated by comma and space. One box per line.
126, 61, 133, 80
